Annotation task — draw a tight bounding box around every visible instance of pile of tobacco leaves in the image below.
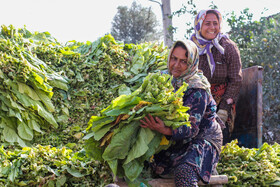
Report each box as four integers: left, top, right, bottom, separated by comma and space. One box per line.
217, 139, 280, 186
0, 24, 169, 186
0, 25, 68, 147
0, 24, 280, 186
0, 24, 168, 149
0, 145, 112, 186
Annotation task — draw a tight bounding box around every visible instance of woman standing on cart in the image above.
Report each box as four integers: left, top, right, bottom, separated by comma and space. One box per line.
190, 9, 242, 144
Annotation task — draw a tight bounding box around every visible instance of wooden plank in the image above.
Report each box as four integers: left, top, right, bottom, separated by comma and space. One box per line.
115, 175, 228, 187
148, 178, 175, 187
200, 175, 228, 185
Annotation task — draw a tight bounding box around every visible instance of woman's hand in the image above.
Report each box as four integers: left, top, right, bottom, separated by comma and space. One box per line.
140, 114, 172, 136
226, 98, 233, 104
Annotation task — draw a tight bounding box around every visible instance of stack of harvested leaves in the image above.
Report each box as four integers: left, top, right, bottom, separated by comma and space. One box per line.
84, 72, 190, 182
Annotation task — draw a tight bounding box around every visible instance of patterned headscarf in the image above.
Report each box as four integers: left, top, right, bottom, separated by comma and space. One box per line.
190, 9, 228, 77
167, 40, 211, 94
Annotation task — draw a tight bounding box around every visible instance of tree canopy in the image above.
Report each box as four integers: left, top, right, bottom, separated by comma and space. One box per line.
110, 1, 161, 44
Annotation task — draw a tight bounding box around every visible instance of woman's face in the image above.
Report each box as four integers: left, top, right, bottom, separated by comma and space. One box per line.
201, 13, 220, 40
169, 46, 189, 78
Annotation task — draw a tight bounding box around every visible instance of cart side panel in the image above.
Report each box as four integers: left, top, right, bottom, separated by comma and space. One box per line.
231, 66, 263, 148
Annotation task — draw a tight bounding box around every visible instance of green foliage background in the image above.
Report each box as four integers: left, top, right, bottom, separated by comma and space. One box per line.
227, 10, 280, 142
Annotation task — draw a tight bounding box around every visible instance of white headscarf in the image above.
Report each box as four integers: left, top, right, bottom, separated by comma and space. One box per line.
167, 40, 211, 94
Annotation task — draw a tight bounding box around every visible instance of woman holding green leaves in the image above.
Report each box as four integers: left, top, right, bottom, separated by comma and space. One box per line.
140, 40, 223, 186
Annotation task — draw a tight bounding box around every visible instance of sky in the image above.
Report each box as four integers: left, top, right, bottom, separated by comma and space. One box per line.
1, 0, 279, 44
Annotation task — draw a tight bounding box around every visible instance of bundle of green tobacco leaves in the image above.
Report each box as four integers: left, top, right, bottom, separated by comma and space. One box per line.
0, 145, 113, 186
217, 139, 280, 186
84, 71, 190, 182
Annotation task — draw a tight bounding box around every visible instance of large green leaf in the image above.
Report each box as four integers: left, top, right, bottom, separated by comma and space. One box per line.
118, 84, 132, 96
93, 124, 113, 141
8, 108, 22, 122
130, 54, 144, 75
141, 132, 162, 159
88, 116, 115, 132
17, 82, 40, 101
111, 95, 141, 110
124, 127, 154, 165
48, 79, 68, 91
107, 159, 118, 178
84, 139, 103, 161
17, 122, 33, 141
34, 88, 55, 112
122, 159, 143, 182
34, 103, 58, 128
28, 119, 43, 133
102, 121, 140, 161
3, 125, 18, 143
0, 92, 25, 111
103, 105, 134, 117
1, 118, 28, 147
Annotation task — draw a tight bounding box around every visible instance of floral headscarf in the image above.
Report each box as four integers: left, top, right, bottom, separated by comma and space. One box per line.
190, 9, 228, 77
167, 40, 211, 94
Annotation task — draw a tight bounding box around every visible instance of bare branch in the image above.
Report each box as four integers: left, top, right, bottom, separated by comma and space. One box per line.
149, 0, 161, 6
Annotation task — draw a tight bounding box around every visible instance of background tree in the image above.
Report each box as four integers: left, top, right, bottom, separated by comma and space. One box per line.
227, 11, 280, 144
149, 0, 173, 48
110, 1, 161, 44
171, 0, 198, 39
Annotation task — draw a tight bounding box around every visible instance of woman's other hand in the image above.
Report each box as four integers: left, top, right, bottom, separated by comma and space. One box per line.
140, 114, 172, 136
217, 109, 228, 124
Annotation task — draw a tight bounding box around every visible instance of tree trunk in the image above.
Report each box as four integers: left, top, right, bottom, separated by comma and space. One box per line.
161, 0, 173, 48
